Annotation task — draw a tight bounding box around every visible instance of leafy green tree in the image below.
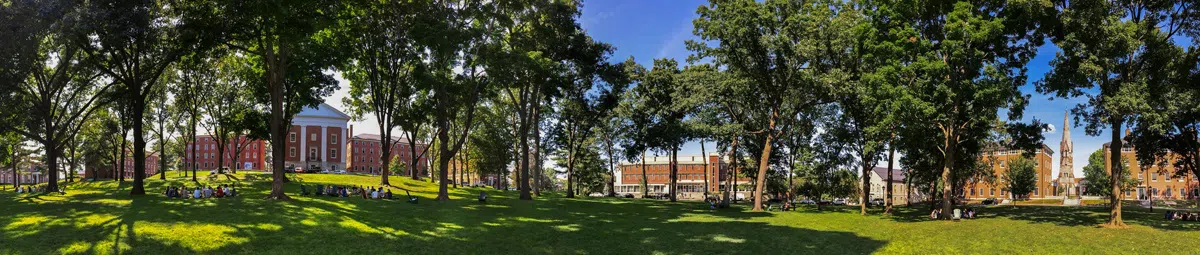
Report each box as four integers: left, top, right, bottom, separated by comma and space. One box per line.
1003, 157, 1038, 199
550, 51, 627, 198
200, 54, 254, 174
78, 0, 204, 195
1129, 42, 1200, 197
626, 59, 689, 201
336, 0, 441, 186
1037, 0, 1194, 227
172, 54, 217, 181
867, 0, 1048, 219
1082, 149, 1139, 198
0, 0, 115, 192
689, 0, 844, 211
467, 103, 515, 190
189, 0, 344, 199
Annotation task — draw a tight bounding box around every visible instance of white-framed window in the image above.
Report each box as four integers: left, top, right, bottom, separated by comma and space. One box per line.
290, 133, 297, 142
309, 148, 317, 159
332, 135, 338, 144
289, 147, 296, 157
330, 149, 338, 158
311, 133, 317, 141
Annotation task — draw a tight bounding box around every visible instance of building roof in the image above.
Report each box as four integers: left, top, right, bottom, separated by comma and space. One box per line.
351, 134, 422, 145
871, 166, 905, 183
982, 144, 1055, 156
295, 103, 352, 120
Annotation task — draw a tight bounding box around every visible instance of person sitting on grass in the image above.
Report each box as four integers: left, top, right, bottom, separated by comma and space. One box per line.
1167, 211, 1175, 221
340, 186, 348, 198
193, 187, 202, 199
315, 185, 324, 196
216, 185, 226, 198
930, 209, 941, 220
371, 188, 379, 199
478, 191, 488, 203
385, 189, 393, 200
965, 208, 975, 219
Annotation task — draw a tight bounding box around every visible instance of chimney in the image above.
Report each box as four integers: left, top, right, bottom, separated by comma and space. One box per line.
350, 125, 354, 138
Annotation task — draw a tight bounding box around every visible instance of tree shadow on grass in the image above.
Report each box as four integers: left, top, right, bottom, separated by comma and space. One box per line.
2, 178, 888, 254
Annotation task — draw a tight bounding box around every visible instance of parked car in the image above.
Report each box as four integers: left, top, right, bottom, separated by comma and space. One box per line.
869, 198, 885, 206
799, 199, 816, 205
334, 170, 347, 174
293, 167, 304, 173
320, 170, 330, 174
623, 194, 635, 198
982, 198, 997, 205
832, 198, 847, 205
819, 199, 832, 205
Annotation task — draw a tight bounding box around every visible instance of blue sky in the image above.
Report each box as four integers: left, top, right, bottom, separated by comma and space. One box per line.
328, 0, 1109, 177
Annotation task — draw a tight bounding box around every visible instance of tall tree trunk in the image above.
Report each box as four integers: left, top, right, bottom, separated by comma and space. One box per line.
861, 159, 870, 215
533, 107, 542, 196
266, 41, 290, 200
702, 140, 709, 196
669, 146, 678, 202
517, 120, 532, 200
566, 152, 574, 198
381, 128, 391, 186
1108, 119, 1125, 227
940, 128, 957, 219
159, 129, 166, 180
435, 119, 453, 201
640, 151, 648, 198
722, 135, 739, 207
752, 117, 777, 211
190, 117, 197, 181
606, 140, 616, 197
131, 95, 147, 195
44, 141, 60, 192
885, 142, 895, 214
119, 134, 127, 183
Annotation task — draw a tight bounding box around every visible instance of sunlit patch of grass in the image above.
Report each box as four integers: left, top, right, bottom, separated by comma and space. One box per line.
338, 216, 383, 235
56, 240, 92, 254
136, 222, 248, 252
553, 224, 581, 232
711, 234, 746, 243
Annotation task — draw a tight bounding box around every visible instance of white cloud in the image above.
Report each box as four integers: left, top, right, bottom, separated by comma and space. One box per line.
1043, 124, 1056, 134
656, 19, 694, 59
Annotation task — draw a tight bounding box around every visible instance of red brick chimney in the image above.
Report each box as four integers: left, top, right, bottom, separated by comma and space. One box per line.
349, 125, 354, 138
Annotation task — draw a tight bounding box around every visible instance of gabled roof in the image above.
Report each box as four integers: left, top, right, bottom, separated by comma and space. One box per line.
296, 103, 352, 120
871, 166, 905, 183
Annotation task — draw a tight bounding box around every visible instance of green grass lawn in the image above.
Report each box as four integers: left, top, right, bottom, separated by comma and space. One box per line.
4, 172, 1200, 254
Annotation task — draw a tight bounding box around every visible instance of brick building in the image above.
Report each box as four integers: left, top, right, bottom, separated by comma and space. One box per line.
346, 132, 429, 175
1103, 130, 1200, 200
963, 144, 1055, 199
84, 149, 160, 179
184, 135, 268, 171
614, 154, 752, 199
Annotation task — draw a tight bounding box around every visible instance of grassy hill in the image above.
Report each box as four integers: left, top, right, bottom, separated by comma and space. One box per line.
3, 171, 1200, 254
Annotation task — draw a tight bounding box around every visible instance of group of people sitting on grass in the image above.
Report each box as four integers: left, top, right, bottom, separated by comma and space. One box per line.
301, 184, 392, 200
165, 185, 237, 199
1166, 211, 1200, 221
930, 208, 976, 220
13, 185, 49, 193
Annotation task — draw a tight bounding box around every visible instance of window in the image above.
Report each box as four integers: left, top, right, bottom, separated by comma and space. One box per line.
999, 161, 1006, 168
1035, 188, 1040, 196
990, 189, 995, 196
309, 148, 318, 160
289, 147, 296, 157
290, 133, 297, 142
1152, 172, 1157, 181
332, 135, 338, 144
330, 149, 338, 158
311, 133, 317, 141
970, 189, 975, 196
